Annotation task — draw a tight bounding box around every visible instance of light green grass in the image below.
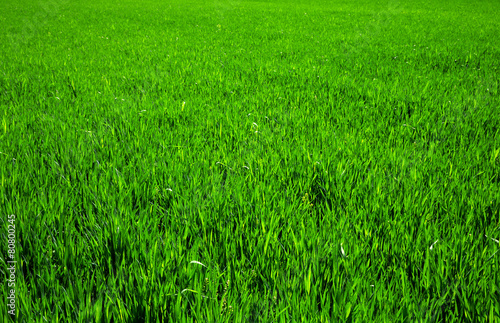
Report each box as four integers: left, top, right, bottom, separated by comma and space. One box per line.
1, 0, 499, 321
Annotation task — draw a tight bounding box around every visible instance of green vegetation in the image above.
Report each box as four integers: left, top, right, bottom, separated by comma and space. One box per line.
1, 0, 499, 321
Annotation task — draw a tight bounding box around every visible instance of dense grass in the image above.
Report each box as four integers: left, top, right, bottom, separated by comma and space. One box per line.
1, 0, 499, 321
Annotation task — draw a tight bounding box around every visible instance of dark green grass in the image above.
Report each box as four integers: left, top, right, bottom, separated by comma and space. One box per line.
0, 0, 499, 321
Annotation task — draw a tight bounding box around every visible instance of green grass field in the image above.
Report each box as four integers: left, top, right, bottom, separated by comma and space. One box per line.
1, 0, 499, 321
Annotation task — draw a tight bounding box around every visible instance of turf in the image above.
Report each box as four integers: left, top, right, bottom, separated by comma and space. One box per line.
0, 0, 499, 321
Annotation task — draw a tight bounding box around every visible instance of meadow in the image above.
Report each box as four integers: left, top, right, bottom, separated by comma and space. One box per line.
0, 0, 499, 321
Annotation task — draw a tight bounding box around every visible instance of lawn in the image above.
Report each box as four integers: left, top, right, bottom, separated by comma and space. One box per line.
0, 0, 499, 321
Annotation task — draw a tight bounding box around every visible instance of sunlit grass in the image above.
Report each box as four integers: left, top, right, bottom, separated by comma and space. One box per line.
0, 0, 499, 321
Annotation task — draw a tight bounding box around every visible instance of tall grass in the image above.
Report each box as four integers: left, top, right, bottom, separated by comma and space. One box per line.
1, 0, 499, 321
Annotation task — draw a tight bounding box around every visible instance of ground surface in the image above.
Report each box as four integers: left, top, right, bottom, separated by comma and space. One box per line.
0, 0, 499, 321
